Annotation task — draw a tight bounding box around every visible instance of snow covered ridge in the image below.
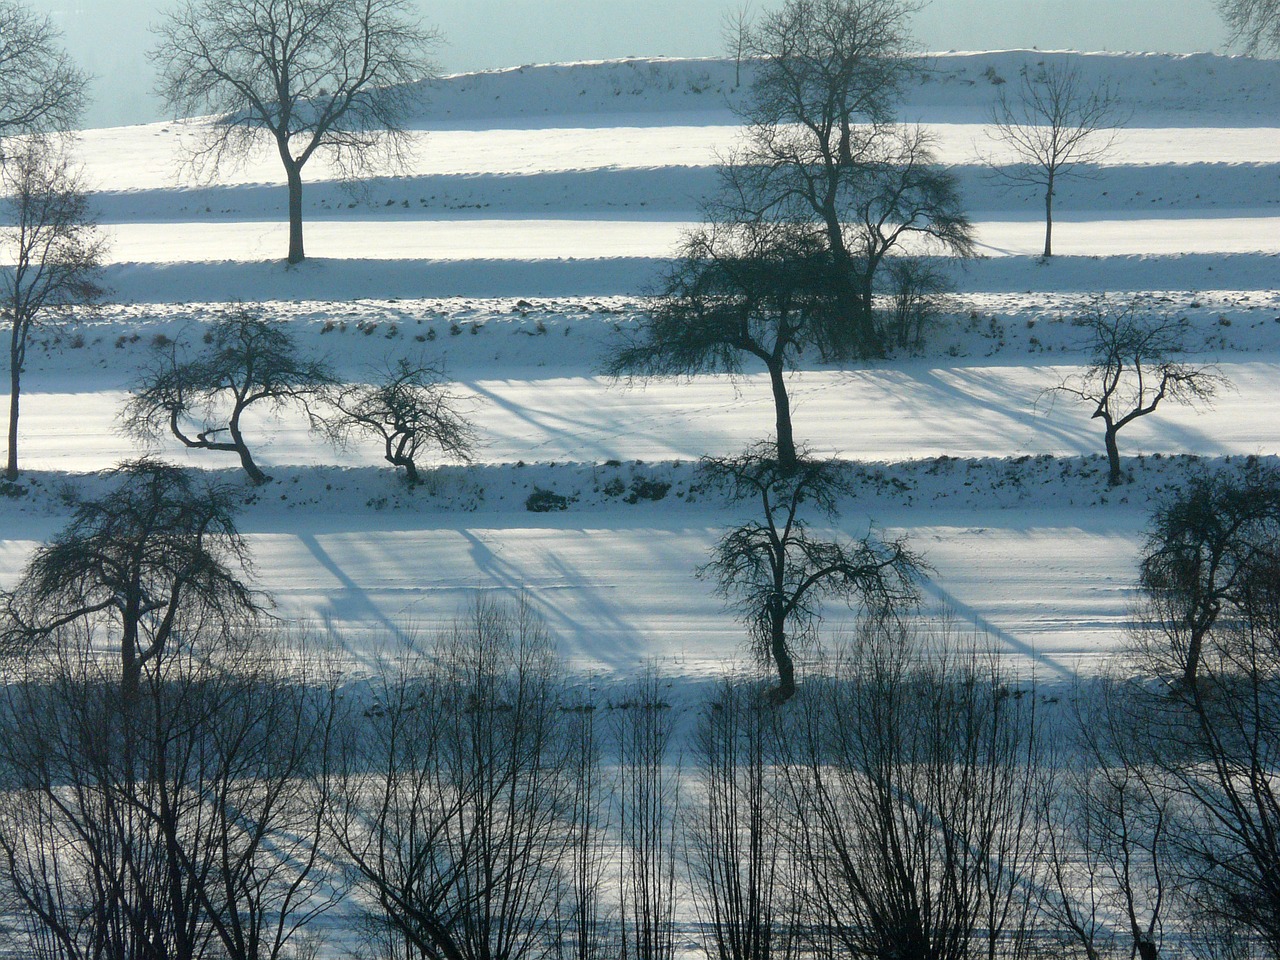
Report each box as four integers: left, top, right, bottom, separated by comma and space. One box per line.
406, 51, 1280, 126
0, 453, 1272, 523
1, 48, 1278, 681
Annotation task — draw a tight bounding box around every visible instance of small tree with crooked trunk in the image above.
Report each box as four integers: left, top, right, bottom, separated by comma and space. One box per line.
0, 458, 262, 704
328, 356, 477, 485
698, 447, 923, 702
2, 136, 106, 482
987, 60, 1127, 258
1043, 296, 1226, 487
151, 0, 438, 264
124, 308, 337, 485
609, 219, 839, 475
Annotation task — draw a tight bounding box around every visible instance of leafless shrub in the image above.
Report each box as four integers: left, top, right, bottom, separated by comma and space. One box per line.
686, 676, 799, 960
779, 619, 1043, 960
614, 670, 682, 960
0, 627, 341, 960
328, 594, 577, 960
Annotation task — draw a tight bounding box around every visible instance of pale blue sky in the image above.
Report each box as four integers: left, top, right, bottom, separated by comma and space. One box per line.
34, 0, 1229, 128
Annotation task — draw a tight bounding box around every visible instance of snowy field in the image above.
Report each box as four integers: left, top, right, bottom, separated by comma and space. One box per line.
3, 49, 1280, 687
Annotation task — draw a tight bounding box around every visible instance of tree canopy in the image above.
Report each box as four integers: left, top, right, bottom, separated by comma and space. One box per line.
152, 0, 438, 263
1, 459, 263, 699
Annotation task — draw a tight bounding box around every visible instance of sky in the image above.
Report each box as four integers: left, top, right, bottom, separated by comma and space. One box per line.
32, 0, 1231, 129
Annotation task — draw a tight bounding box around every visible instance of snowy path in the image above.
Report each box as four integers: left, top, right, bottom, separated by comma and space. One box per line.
76, 122, 1280, 194
9, 361, 1276, 473
0, 504, 1144, 679
80, 213, 1280, 265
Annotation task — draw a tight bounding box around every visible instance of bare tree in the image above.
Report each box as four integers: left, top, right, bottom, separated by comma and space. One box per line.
328, 356, 477, 485
1126, 552, 1280, 958
0, 1, 87, 139
560, 702, 613, 960
328, 594, 575, 960
686, 677, 796, 960
780, 622, 1043, 960
1042, 296, 1226, 487
151, 0, 438, 264
1139, 466, 1280, 689
0, 629, 341, 960
721, 0, 754, 88
123, 308, 337, 485
614, 670, 682, 960
2, 137, 106, 481
0, 458, 263, 703
733, 0, 974, 356
609, 219, 840, 473
1216, 0, 1280, 54
698, 448, 922, 702
1038, 681, 1177, 960
987, 60, 1127, 258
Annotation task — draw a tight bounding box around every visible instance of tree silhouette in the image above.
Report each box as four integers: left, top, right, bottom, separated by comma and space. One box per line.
699, 447, 922, 702
1, 459, 262, 702
732, 0, 973, 355
987, 61, 1127, 257
0, 1, 86, 138
610, 220, 838, 473
152, 0, 437, 263
1044, 296, 1225, 487
328, 357, 476, 485
124, 308, 337, 485
3, 137, 106, 481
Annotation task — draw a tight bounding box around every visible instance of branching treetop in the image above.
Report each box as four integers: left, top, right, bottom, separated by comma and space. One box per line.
698, 447, 923, 660
151, 0, 438, 175
0, 2, 87, 136
1217, 0, 1280, 56
609, 218, 840, 381
1, 459, 262, 665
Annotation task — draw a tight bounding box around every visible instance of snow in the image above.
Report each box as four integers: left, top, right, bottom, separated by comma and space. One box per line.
57, 213, 1280, 266
3, 50, 1280, 690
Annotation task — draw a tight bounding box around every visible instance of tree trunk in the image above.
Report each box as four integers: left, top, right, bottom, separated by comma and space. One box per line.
854, 270, 882, 357
1043, 172, 1055, 258
769, 607, 796, 704
121, 615, 142, 715
1104, 425, 1123, 486
767, 361, 798, 473
6, 336, 19, 481
285, 160, 305, 265
228, 414, 269, 485
821, 212, 880, 359
1182, 623, 1209, 690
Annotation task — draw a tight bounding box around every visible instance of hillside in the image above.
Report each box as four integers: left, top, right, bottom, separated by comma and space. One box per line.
1, 51, 1278, 682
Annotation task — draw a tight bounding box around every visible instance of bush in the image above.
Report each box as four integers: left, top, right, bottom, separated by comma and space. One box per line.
625, 478, 670, 503
525, 487, 569, 512
884, 258, 953, 351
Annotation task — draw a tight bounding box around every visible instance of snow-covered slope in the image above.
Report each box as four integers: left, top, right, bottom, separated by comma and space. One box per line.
2, 51, 1279, 683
